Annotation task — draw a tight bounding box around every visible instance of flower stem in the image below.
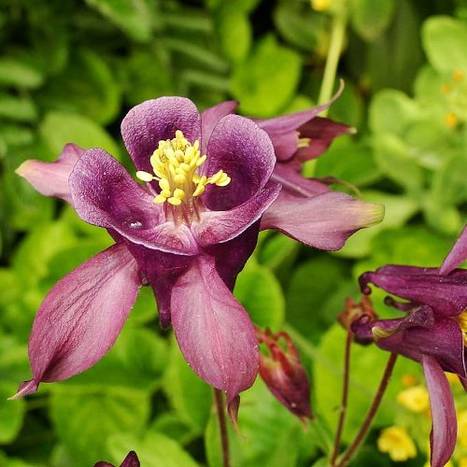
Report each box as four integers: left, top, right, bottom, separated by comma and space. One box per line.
330, 330, 352, 465
214, 388, 231, 467
335, 353, 398, 467
318, 9, 347, 114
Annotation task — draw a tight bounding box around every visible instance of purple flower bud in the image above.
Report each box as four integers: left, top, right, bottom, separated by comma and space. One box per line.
94, 451, 139, 467
257, 328, 311, 420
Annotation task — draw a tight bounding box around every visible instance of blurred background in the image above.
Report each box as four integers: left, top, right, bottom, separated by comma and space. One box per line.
0, 0, 466, 465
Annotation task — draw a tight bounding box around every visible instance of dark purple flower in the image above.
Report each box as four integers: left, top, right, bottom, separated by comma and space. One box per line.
94, 451, 139, 467
352, 226, 467, 467
14, 95, 382, 415
256, 327, 311, 421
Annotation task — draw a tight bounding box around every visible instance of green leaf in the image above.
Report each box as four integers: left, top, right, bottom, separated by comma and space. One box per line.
163, 338, 211, 432
314, 324, 420, 443
350, 0, 395, 41
51, 387, 150, 466
107, 431, 199, 467
215, 7, 251, 64
0, 94, 37, 122
40, 111, 120, 157
231, 35, 302, 117
234, 260, 285, 329
422, 16, 467, 73
85, 0, 154, 42
0, 57, 44, 88
285, 257, 348, 342
205, 380, 304, 467
257, 233, 299, 273
39, 49, 121, 125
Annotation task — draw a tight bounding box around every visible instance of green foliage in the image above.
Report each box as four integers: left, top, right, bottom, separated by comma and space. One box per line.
0, 1, 465, 466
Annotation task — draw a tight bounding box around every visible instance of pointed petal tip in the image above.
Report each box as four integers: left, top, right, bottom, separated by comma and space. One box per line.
227, 394, 240, 432
363, 202, 385, 226
9, 380, 39, 400
15, 160, 31, 177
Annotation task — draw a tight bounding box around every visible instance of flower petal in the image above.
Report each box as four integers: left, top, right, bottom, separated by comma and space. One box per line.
261, 191, 384, 250
13, 243, 141, 398
360, 265, 467, 316
69, 148, 198, 255
203, 114, 276, 210
295, 117, 352, 162
201, 100, 237, 154
15, 143, 83, 203
194, 182, 280, 247
121, 96, 201, 173
257, 80, 344, 160
422, 355, 457, 467
171, 256, 259, 403
440, 225, 467, 275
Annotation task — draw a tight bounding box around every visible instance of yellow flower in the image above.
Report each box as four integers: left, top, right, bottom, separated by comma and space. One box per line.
459, 458, 467, 467
378, 426, 417, 462
311, 0, 331, 12
397, 385, 430, 413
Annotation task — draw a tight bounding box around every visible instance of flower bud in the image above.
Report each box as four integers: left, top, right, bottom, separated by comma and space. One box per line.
256, 327, 311, 420
338, 296, 377, 345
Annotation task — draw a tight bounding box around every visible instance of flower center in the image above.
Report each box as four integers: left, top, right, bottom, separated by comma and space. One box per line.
458, 310, 467, 345
136, 130, 231, 207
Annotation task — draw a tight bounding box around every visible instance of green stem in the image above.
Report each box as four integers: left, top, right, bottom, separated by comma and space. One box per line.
214, 388, 231, 467
318, 10, 347, 114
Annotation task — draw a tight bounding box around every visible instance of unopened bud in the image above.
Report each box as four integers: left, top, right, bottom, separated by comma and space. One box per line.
94, 451, 140, 467
256, 327, 311, 421
338, 296, 377, 345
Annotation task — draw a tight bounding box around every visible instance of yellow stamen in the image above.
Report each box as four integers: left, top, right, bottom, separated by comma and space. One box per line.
458, 310, 467, 345
377, 426, 416, 462
444, 112, 458, 128
397, 385, 429, 413
140, 130, 231, 207
297, 137, 311, 149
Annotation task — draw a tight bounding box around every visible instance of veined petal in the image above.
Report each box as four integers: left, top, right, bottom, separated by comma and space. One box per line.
203, 114, 276, 210
194, 182, 280, 247
14, 243, 141, 398
360, 265, 467, 316
440, 225, 467, 275
261, 191, 384, 250
121, 96, 201, 173
15, 143, 83, 203
201, 100, 237, 154
171, 256, 259, 403
422, 355, 457, 467
69, 148, 198, 255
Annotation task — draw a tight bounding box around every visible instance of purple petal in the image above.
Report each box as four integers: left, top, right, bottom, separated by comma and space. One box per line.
422, 355, 457, 467
15, 143, 83, 203
13, 243, 141, 398
194, 182, 280, 247
120, 451, 140, 467
171, 256, 259, 403
121, 97, 201, 173
375, 315, 466, 377
201, 100, 237, 154
270, 163, 329, 198
261, 191, 384, 250
69, 148, 198, 255
256, 80, 344, 160
295, 117, 352, 162
360, 265, 467, 316
440, 225, 467, 275
203, 115, 276, 211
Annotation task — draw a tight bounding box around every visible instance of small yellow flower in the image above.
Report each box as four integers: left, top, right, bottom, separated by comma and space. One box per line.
459, 457, 467, 467
397, 385, 430, 413
378, 426, 417, 462
453, 69, 465, 82
444, 112, 458, 128
311, 0, 331, 12
458, 410, 467, 448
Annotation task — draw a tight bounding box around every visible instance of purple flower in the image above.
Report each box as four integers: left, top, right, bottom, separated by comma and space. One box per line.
256, 327, 311, 420
352, 226, 467, 467
94, 451, 139, 467
15, 96, 382, 413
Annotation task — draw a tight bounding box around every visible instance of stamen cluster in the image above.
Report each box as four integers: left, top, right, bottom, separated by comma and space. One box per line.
136, 130, 230, 206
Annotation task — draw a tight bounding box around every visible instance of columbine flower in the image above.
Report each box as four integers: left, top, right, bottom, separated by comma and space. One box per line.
15, 96, 382, 413
94, 451, 139, 467
256, 327, 311, 420
352, 226, 467, 467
